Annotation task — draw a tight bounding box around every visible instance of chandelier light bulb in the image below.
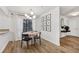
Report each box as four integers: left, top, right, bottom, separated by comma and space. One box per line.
27, 15, 30, 18
33, 15, 36, 19
24, 9, 36, 19
25, 14, 28, 17
29, 16, 32, 19
30, 11, 34, 15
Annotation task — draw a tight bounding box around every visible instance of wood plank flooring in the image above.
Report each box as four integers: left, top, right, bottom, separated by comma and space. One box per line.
3, 36, 79, 53
60, 36, 79, 53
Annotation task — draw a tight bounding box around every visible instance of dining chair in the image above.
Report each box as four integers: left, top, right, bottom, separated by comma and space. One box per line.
21, 34, 32, 48
34, 32, 41, 45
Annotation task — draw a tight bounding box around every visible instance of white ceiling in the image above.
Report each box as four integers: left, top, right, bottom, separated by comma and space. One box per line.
6, 6, 55, 18
2, 6, 79, 18
60, 6, 79, 16
0, 6, 79, 18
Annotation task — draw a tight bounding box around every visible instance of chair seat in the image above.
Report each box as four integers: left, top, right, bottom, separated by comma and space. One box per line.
21, 34, 32, 48
22, 38, 32, 41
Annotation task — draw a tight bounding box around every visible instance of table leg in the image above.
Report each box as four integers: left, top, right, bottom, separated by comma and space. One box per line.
26, 41, 29, 48
34, 39, 36, 46
21, 40, 23, 48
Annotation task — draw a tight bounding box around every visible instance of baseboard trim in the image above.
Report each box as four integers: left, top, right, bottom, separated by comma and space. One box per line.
0, 41, 9, 53
60, 35, 79, 39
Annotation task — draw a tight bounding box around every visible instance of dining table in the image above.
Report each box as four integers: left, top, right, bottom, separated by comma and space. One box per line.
22, 31, 39, 37
22, 31, 39, 45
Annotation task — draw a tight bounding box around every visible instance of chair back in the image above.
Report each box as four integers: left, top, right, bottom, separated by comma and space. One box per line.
39, 32, 41, 38
22, 34, 30, 40
34, 32, 41, 39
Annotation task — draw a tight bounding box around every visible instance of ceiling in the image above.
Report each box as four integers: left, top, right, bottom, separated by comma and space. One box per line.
2, 6, 79, 18
6, 6, 55, 18
60, 6, 79, 17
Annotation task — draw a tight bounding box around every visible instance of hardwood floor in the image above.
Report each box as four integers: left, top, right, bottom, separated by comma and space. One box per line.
60, 36, 79, 53
3, 36, 79, 53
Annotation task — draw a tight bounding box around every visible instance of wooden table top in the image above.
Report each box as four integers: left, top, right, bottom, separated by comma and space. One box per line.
22, 31, 39, 36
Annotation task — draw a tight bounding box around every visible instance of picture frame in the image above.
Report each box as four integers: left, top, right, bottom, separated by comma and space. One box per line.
41, 13, 51, 32
47, 20, 50, 25
46, 13, 51, 32
47, 25, 51, 32
46, 14, 51, 20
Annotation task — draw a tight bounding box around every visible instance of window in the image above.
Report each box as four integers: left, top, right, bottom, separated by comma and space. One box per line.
23, 19, 32, 32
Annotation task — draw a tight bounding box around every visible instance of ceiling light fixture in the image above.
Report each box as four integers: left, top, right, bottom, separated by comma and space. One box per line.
24, 9, 36, 19
29, 16, 32, 19
68, 12, 79, 16
25, 14, 28, 17
30, 9, 34, 15
33, 15, 36, 19
30, 11, 34, 15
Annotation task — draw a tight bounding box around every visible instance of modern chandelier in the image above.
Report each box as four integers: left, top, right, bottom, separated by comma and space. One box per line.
24, 9, 36, 19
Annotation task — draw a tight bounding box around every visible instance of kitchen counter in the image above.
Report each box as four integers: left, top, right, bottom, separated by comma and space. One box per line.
0, 29, 9, 35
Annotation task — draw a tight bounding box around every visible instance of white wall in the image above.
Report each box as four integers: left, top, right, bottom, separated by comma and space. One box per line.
60, 16, 71, 37
0, 32, 13, 52
10, 15, 36, 40
68, 17, 79, 37
0, 9, 10, 29
32, 19, 36, 31
60, 16, 69, 26
0, 7, 14, 52
60, 16, 79, 37
0, 7, 28, 52
6, 14, 24, 41
35, 7, 60, 46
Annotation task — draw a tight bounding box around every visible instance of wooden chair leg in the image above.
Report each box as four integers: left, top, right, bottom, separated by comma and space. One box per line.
31, 40, 32, 45
26, 41, 29, 48
21, 40, 23, 48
